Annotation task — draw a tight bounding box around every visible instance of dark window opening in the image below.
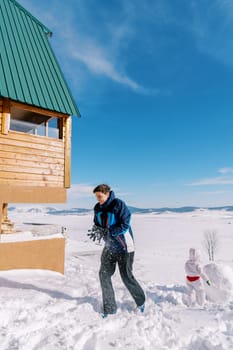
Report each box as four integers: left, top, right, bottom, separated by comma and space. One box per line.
10, 107, 62, 139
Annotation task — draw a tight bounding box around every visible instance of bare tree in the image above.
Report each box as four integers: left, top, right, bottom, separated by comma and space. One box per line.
203, 230, 219, 261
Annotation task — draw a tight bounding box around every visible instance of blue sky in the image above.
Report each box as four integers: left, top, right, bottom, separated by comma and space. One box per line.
20, 0, 233, 208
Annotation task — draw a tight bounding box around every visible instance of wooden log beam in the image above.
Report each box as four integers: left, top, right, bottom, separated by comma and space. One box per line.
0, 185, 66, 203
10, 100, 69, 119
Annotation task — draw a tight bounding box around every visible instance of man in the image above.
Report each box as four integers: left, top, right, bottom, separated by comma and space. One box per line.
90, 184, 145, 318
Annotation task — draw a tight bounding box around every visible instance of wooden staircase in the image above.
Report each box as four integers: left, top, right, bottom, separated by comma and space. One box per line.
1, 219, 15, 234
0, 203, 15, 234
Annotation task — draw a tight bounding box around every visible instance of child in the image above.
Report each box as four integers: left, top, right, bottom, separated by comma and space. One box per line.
185, 248, 211, 307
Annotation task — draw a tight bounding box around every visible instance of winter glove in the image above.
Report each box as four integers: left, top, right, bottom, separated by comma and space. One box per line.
87, 224, 107, 243
206, 280, 211, 286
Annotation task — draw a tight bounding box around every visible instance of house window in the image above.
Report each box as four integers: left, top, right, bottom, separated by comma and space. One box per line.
10, 106, 62, 139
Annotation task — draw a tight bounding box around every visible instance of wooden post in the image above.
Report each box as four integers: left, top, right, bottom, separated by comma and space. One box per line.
2, 203, 8, 222
0, 203, 3, 234
64, 116, 72, 188
1, 98, 10, 135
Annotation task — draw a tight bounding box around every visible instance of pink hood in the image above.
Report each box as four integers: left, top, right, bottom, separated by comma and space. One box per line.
189, 248, 201, 262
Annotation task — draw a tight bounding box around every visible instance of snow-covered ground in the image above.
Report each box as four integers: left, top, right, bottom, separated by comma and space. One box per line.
0, 209, 233, 349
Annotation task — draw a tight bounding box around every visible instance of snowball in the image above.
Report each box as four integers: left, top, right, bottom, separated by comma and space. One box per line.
204, 263, 233, 303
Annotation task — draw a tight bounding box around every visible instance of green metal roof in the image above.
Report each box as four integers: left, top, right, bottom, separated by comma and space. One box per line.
0, 0, 80, 116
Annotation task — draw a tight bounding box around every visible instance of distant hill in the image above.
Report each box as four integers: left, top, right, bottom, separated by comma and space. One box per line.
8, 205, 233, 215
8, 206, 92, 215
128, 206, 199, 214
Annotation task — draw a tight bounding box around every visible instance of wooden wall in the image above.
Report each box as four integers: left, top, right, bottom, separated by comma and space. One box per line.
0, 99, 71, 204
0, 237, 65, 273
0, 131, 65, 187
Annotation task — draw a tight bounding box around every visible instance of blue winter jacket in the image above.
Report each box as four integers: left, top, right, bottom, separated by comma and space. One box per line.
93, 191, 135, 253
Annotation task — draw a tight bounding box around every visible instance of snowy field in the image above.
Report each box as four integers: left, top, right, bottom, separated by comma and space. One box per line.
0, 208, 233, 349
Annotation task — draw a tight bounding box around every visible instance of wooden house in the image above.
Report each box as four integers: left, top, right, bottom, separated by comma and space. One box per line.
0, 0, 80, 273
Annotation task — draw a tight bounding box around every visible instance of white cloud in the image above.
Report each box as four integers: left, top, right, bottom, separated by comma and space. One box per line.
188, 167, 233, 186
219, 168, 233, 175
47, 1, 161, 94
189, 177, 233, 186
71, 45, 142, 92
67, 184, 93, 201
65, 183, 95, 208
74, 53, 159, 94
198, 190, 225, 195
20, 1, 152, 93
62, 30, 159, 95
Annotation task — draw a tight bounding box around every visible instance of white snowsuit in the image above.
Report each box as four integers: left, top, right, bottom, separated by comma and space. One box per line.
185, 248, 209, 307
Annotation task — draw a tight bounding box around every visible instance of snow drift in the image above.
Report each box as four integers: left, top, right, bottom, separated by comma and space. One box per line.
204, 263, 233, 303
